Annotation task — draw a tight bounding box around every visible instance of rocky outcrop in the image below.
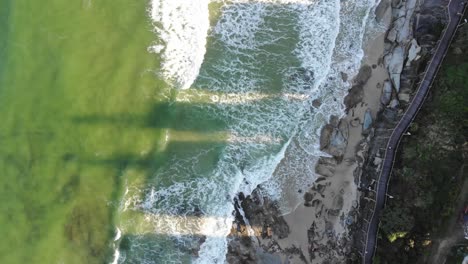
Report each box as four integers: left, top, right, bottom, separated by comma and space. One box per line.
385, 45, 405, 92
315, 157, 338, 178
353, 0, 450, 259
344, 65, 373, 109
384, 0, 417, 93
380, 80, 393, 105
227, 190, 294, 263
406, 38, 422, 66
227, 0, 451, 262
389, 98, 400, 109
320, 116, 349, 159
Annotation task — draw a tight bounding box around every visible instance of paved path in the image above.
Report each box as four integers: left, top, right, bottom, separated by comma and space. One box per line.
363, 1, 468, 263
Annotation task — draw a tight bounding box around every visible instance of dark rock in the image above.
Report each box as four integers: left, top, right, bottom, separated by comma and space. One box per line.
312, 99, 322, 108
241, 192, 290, 239
354, 64, 372, 86
319, 124, 334, 150
304, 192, 314, 202
329, 115, 340, 127
344, 84, 364, 110
341, 72, 348, 82
315, 157, 337, 177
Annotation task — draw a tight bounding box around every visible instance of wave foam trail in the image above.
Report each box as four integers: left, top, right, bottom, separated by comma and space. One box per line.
295, 0, 376, 155
117, 0, 380, 263
149, 0, 210, 89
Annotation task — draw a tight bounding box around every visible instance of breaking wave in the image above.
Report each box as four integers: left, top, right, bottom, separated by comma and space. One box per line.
115, 0, 379, 263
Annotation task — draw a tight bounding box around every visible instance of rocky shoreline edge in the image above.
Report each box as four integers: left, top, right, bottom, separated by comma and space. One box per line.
225, 0, 448, 263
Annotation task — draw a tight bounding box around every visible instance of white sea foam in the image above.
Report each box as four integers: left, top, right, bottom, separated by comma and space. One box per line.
129, 1, 341, 262
110, 227, 122, 264
117, 0, 380, 263
149, 0, 210, 89
265, 0, 378, 213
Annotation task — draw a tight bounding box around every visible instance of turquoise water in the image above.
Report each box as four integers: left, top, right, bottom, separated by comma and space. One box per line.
0, 0, 377, 263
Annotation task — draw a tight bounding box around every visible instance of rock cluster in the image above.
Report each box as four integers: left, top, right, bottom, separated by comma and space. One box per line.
227, 191, 291, 263
381, 0, 421, 109
319, 116, 349, 160
344, 65, 373, 110
353, 0, 449, 258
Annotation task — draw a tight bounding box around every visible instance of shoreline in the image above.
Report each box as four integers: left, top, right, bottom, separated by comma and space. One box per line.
276, 18, 393, 263
226, 1, 397, 262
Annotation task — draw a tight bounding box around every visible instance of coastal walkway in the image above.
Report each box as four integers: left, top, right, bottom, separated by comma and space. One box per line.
362, 0, 468, 263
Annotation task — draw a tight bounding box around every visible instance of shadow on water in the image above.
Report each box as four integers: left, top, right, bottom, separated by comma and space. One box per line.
67, 95, 277, 262
80, 139, 228, 186
117, 231, 283, 264
63, 1, 325, 262
72, 101, 228, 132
117, 233, 204, 263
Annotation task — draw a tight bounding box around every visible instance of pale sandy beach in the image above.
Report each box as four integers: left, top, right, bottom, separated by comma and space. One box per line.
225, 1, 407, 263
277, 34, 391, 264
263, 6, 396, 262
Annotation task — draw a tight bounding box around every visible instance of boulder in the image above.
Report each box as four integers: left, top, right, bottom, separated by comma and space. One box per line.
312, 99, 322, 108
406, 39, 421, 66
341, 72, 348, 82
387, 28, 398, 43
319, 124, 334, 150
354, 64, 372, 86
373, 157, 382, 166
375, 0, 391, 24
362, 108, 373, 133
389, 98, 400, 108
315, 157, 337, 177
327, 129, 347, 158
391, 0, 417, 45
344, 84, 364, 110
338, 118, 349, 140
399, 92, 410, 103
320, 116, 348, 158
380, 81, 393, 105
344, 65, 372, 109
330, 115, 340, 127
322, 119, 349, 158
385, 45, 405, 92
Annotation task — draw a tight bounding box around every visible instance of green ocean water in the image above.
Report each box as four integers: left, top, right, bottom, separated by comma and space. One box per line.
0, 1, 175, 263
0, 0, 377, 263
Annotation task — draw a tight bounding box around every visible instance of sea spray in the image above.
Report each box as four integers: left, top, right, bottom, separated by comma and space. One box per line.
149, 0, 210, 89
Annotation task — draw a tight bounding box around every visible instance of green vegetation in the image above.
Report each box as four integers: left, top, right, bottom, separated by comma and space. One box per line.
375, 20, 468, 264
446, 245, 468, 263
381, 203, 414, 241
438, 63, 468, 128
